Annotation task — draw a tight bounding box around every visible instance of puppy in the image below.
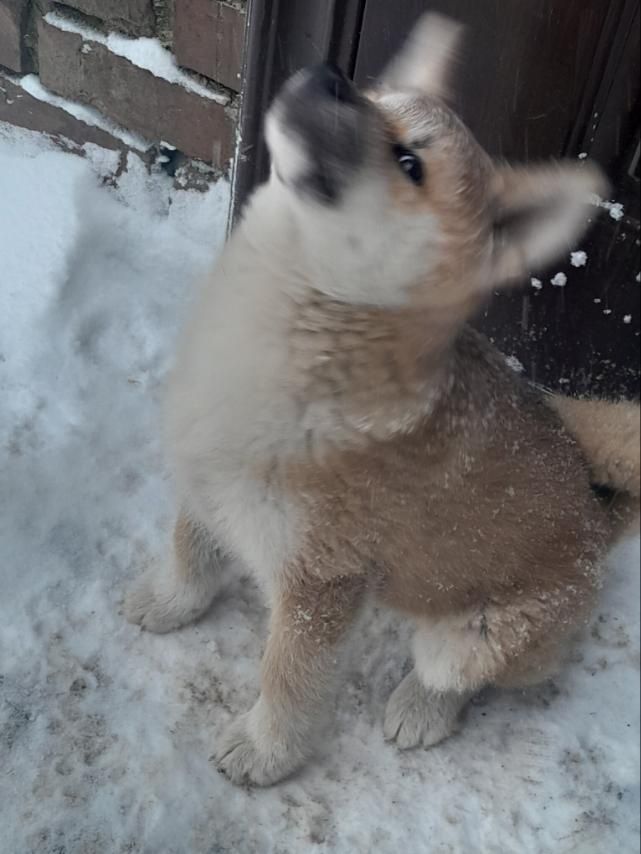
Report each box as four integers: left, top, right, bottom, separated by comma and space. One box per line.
126, 14, 640, 786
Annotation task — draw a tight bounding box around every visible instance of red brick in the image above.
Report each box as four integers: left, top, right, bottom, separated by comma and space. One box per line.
37, 17, 235, 165
0, 0, 31, 72
174, 0, 245, 92
0, 72, 131, 154
61, 0, 156, 36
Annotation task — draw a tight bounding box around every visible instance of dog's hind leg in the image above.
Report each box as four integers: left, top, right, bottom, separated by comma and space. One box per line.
124, 508, 224, 633
384, 611, 479, 750
384, 591, 590, 750
384, 667, 472, 750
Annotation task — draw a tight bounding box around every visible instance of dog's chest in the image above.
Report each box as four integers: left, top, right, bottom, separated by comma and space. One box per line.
196, 453, 298, 583
167, 329, 302, 581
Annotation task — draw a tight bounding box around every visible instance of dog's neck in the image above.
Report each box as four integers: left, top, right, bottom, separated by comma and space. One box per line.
286, 289, 476, 440
234, 185, 481, 442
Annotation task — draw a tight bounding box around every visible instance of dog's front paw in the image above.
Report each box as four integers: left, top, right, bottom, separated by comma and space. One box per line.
214, 704, 305, 787
384, 670, 467, 750
124, 566, 218, 634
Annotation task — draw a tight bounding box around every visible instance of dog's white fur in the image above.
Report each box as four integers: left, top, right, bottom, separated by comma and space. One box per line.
163, 188, 309, 590
125, 15, 639, 786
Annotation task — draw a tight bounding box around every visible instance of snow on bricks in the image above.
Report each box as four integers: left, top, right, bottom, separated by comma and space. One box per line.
0, 72, 136, 156
174, 0, 246, 93
37, 15, 235, 166
0, 0, 31, 73
61, 0, 156, 37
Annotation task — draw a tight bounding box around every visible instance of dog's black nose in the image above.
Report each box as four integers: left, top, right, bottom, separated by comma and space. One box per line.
307, 63, 355, 103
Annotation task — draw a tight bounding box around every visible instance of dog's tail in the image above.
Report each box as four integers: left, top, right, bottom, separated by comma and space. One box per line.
551, 395, 640, 538
551, 395, 640, 500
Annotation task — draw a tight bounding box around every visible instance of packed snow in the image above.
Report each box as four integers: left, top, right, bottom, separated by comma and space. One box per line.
44, 12, 230, 105
15, 73, 151, 151
1, 125, 640, 854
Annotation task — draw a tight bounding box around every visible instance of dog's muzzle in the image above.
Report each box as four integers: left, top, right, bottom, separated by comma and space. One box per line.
268, 64, 373, 204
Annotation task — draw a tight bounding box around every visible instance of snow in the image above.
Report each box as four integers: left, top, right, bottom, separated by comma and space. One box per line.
551, 272, 568, 288
15, 73, 151, 151
590, 195, 627, 222
505, 355, 525, 374
624, 316, 633, 325
530, 277, 543, 290
602, 202, 625, 222
44, 12, 231, 106
1, 124, 640, 854
571, 251, 588, 268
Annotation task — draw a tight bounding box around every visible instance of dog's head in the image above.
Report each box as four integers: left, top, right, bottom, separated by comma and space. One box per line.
265, 14, 606, 310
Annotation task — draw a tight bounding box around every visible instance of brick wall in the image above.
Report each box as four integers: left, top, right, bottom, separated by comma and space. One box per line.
0, 0, 245, 176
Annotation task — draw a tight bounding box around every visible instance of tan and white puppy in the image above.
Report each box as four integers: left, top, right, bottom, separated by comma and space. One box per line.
125, 14, 640, 786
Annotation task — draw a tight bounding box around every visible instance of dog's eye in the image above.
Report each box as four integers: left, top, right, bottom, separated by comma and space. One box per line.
393, 145, 424, 186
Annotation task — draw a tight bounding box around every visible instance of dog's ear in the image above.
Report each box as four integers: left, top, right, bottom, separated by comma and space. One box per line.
488, 162, 608, 287
381, 13, 462, 99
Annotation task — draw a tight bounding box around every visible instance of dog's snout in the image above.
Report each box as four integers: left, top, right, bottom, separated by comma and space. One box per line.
306, 64, 356, 104
268, 61, 372, 204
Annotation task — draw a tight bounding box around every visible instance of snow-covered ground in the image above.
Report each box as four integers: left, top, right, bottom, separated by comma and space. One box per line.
0, 124, 639, 854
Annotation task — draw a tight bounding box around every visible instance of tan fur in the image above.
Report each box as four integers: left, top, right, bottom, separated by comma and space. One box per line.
216, 571, 365, 785
550, 395, 641, 539
284, 321, 608, 704
125, 14, 640, 786
550, 395, 641, 498
382, 12, 462, 100
287, 326, 607, 613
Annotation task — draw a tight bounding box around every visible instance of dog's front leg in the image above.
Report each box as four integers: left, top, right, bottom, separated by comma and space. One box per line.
215, 572, 365, 786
